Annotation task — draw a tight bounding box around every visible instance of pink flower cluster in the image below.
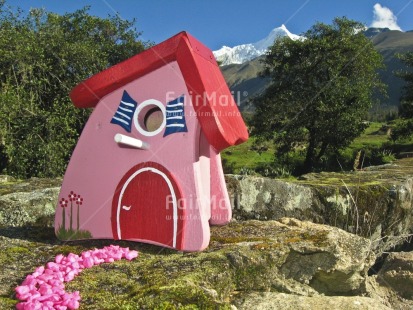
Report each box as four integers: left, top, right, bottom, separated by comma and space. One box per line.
15, 245, 139, 310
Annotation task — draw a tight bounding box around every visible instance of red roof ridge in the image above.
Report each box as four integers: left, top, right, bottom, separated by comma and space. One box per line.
69, 31, 248, 151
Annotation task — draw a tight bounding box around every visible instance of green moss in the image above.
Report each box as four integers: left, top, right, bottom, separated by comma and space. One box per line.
211, 236, 270, 244
0, 216, 380, 308
235, 263, 268, 290
229, 248, 284, 293
135, 284, 230, 309
49, 244, 84, 256
0, 180, 23, 195
0, 297, 18, 309
295, 177, 384, 187
0, 178, 61, 196
62, 249, 236, 309
250, 242, 281, 250
0, 246, 31, 264
66, 261, 140, 309
293, 231, 329, 247
7, 246, 30, 255
242, 229, 326, 249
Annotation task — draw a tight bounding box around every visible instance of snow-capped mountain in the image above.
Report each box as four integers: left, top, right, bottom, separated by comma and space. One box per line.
213, 24, 301, 66
219, 27, 413, 111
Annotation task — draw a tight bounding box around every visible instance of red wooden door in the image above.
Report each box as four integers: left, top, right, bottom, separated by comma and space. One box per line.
112, 162, 184, 249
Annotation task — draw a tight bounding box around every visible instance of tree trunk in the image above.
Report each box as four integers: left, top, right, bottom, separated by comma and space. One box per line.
303, 136, 316, 173
316, 141, 328, 162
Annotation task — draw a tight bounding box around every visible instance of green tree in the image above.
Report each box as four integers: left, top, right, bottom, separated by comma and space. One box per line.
390, 52, 413, 141
252, 17, 386, 174
0, 1, 149, 178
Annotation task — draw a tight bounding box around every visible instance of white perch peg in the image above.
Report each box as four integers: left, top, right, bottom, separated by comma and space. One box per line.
114, 133, 149, 150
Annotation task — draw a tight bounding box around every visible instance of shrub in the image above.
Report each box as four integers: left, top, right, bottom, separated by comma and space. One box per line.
0, 4, 148, 178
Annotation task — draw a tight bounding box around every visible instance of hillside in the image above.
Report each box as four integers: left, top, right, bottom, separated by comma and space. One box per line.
220, 28, 413, 112
372, 30, 413, 109
220, 56, 267, 110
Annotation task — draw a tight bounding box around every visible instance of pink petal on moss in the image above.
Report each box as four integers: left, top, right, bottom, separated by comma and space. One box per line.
52, 286, 65, 296
55, 254, 64, 264
38, 284, 53, 296
67, 299, 80, 309
114, 252, 124, 260
28, 289, 41, 300
21, 300, 40, 310
83, 256, 94, 268
32, 266, 44, 277
64, 271, 76, 282
22, 275, 36, 286
47, 262, 60, 271
37, 274, 54, 283
15, 285, 30, 295
92, 257, 104, 265
66, 253, 79, 263
125, 251, 138, 260
73, 291, 80, 300
42, 300, 55, 309
16, 293, 31, 301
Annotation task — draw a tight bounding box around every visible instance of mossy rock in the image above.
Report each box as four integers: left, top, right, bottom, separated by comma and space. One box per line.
227, 158, 413, 255
0, 178, 61, 227
0, 177, 62, 196
0, 219, 376, 309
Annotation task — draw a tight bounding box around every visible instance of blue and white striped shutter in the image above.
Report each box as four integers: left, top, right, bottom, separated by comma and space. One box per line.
164, 95, 188, 137
110, 90, 138, 133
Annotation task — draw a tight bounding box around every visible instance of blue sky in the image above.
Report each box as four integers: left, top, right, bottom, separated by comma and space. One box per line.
5, 0, 413, 50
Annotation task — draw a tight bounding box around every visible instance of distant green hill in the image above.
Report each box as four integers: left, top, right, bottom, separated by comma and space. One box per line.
220, 56, 267, 110
221, 28, 413, 114
371, 29, 413, 109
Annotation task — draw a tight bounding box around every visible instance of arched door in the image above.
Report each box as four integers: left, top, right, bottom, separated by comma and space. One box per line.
111, 162, 184, 249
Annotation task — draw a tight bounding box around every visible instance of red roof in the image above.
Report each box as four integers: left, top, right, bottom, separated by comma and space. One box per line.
70, 31, 248, 151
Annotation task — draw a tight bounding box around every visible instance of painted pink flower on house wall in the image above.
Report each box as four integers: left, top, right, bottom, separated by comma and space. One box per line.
75, 195, 83, 231
57, 192, 92, 240
68, 191, 77, 231
59, 198, 69, 230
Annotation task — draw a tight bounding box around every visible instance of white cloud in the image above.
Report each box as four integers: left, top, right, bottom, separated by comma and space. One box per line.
370, 3, 402, 31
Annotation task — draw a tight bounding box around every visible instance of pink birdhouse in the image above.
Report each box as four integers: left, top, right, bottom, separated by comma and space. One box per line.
54, 32, 248, 251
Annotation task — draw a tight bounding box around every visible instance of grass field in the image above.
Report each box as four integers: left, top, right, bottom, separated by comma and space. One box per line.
221, 122, 413, 175
221, 137, 275, 174
349, 122, 388, 149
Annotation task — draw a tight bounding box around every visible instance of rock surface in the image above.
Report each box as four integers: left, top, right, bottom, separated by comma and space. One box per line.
3, 159, 413, 255
0, 218, 386, 309
237, 292, 392, 310
1, 164, 413, 308
227, 158, 413, 254
377, 251, 413, 300
0, 177, 61, 227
